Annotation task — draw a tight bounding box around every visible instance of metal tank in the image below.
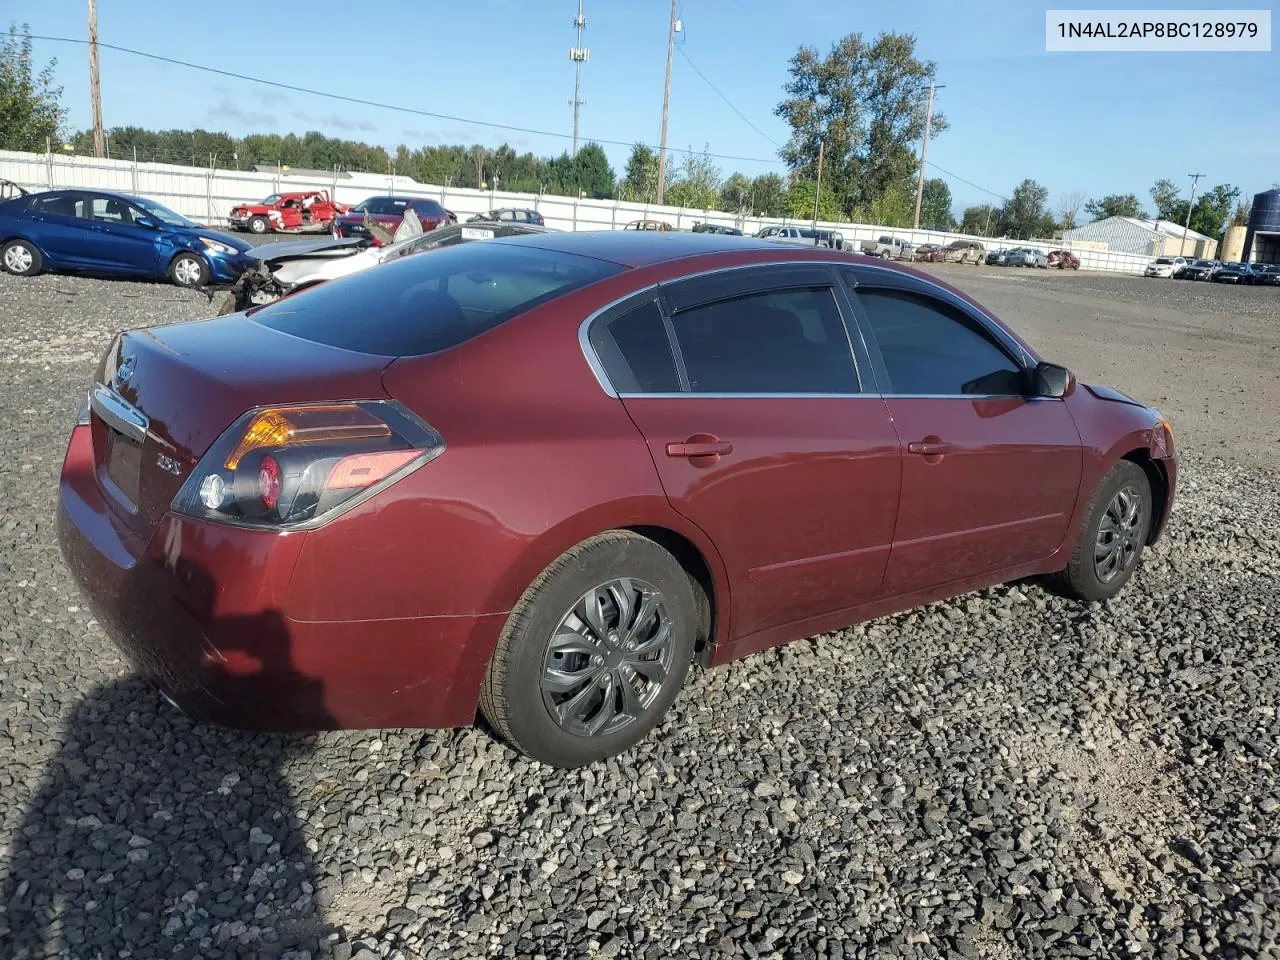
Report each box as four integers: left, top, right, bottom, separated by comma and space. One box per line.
1242, 188, 1280, 264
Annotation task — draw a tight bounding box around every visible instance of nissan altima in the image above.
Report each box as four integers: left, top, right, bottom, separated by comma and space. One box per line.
57, 232, 1178, 767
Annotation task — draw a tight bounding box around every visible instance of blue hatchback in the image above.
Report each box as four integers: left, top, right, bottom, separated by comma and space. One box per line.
0, 189, 260, 288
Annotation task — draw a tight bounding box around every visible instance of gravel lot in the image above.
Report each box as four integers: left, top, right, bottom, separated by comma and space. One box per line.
1, 263, 1277, 960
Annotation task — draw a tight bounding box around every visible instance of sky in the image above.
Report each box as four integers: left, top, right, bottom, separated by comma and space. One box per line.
21, 0, 1280, 216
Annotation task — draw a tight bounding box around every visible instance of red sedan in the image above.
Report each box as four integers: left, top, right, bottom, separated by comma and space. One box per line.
58, 234, 1177, 767
330, 195, 453, 244
1047, 249, 1081, 270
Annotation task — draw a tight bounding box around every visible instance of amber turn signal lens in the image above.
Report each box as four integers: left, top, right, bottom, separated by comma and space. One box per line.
224, 404, 391, 469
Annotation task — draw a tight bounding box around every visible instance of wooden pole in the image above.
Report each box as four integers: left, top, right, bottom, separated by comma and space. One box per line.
655, 0, 676, 205
89, 0, 105, 158
912, 81, 935, 230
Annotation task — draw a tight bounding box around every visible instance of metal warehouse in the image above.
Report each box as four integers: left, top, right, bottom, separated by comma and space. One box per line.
1062, 217, 1217, 259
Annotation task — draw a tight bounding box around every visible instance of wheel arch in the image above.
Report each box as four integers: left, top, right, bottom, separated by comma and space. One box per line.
1120, 447, 1170, 544
478, 504, 733, 667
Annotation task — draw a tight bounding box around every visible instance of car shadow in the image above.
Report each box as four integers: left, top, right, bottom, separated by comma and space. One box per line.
0, 604, 336, 959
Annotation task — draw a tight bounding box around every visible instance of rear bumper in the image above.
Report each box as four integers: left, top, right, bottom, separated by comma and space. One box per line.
56, 425, 503, 731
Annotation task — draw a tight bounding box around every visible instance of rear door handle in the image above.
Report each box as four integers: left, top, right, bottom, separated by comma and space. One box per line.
666, 434, 733, 461
907, 439, 954, 457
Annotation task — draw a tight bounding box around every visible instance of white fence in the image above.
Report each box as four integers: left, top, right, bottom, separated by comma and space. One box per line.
0, 149, 1154, 275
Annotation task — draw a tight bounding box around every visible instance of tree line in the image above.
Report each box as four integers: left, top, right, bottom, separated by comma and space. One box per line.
0, 23, 1248, 238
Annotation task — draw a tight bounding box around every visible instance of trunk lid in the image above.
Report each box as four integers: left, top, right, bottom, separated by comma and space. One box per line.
90, 313, 394, 538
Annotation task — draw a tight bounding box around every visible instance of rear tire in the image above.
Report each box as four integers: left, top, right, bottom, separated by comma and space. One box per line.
1, 239, 42, 276
1045, 460, 1152, 603
168, 252, 209, 288
479, 532, 697, 767
248, 216, 270, 234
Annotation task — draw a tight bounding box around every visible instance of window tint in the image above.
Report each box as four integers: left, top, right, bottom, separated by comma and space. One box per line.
857, 288, 1024, 396
669, 286, 859, 394
410, 198, 446, 217
589, 300, 680, 394
91, 196, 136, 224
253, 241, 622, 357
32, 193, 86, 218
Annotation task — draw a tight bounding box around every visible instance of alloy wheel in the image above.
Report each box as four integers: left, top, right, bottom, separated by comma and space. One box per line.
540, 578, 674, 738
1095, 485, 1143, 583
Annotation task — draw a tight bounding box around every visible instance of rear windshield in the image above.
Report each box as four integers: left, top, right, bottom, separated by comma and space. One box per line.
251, 241, 623, 356
352, 197, 411, 215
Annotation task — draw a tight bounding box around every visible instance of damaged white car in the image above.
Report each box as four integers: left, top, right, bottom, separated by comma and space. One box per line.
220, 212, 551, 314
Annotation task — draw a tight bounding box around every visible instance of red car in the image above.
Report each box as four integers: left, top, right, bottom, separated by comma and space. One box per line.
913, 243, 946, 263
228, 191, 347, 235
57, 234, 1177, 767
1047, 249, 1081, 270
331, 195, 454, 244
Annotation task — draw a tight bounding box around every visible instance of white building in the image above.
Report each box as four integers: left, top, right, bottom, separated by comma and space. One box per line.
1062, 217, 1217, 259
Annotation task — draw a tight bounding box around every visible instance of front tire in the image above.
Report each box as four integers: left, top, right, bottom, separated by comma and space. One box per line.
480, 532, 697, 767
168, 252, 209, 288
1, 239, 42, 276
1046, 460, 1152, 602
248, 216, 270, 235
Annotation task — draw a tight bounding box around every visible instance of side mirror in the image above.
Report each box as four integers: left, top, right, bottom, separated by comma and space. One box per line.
134, 215, 159, 229
1031, 361, 1073, 398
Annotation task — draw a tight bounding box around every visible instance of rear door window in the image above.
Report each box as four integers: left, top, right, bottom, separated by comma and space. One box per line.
31, 193, 88, 219
667, 286, 860, 394
252, 241, 623, 356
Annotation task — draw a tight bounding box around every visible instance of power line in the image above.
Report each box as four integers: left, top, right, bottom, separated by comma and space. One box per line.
924, 159, 1008, 203
29, 33, 784, 167
675, 45, 782, 149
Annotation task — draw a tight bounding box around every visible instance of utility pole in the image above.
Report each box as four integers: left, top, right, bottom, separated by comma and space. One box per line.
812, 139, 825, 240
1183, 172, 1204, 257
655, 0, 678, 205
569, 0, 589, 156
913, 81, 943, 230
88, 0, 105, 158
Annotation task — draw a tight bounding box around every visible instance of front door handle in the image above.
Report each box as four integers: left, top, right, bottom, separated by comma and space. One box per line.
666, 433, 733, 465
907, 437, 954, 458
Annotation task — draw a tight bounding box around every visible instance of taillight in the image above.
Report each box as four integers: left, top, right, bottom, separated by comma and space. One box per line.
172, 400, 444, 529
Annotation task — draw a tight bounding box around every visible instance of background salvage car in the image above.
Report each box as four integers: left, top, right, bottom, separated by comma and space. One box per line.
0, 188, 258, 288
228, 191, 348, 235
331, 195, 455, 242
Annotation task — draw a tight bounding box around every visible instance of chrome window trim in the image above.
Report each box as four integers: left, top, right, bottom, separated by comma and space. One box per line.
616, 392, 1061, 401
576, 257, 1036, 398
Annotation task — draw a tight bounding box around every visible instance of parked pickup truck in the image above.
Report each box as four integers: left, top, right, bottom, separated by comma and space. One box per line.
860, 235, 914, 260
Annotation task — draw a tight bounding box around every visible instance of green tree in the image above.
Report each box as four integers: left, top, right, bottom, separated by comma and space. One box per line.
0, 24, 66, 150
1084, 193, 1145, 221
1148, 181, 1239, 240
1149, 178, 1182, 220
750, 173, 787, 217
1231, 201, 1250, 227
996, 179, 1055, 239
665, 145, 721, 210
786, 178, 842, 221
618, 143, 661, 203
1056, 191, 1086, 232
775, 31, 945, 217
719, 172, 753, 213
960, 204, 996, 235
918, 177, 954, 230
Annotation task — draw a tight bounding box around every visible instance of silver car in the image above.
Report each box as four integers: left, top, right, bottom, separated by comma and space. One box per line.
1008, 248, 1048, 268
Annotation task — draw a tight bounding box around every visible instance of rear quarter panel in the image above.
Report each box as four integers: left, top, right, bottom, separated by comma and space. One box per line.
291, 271, 735, 644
